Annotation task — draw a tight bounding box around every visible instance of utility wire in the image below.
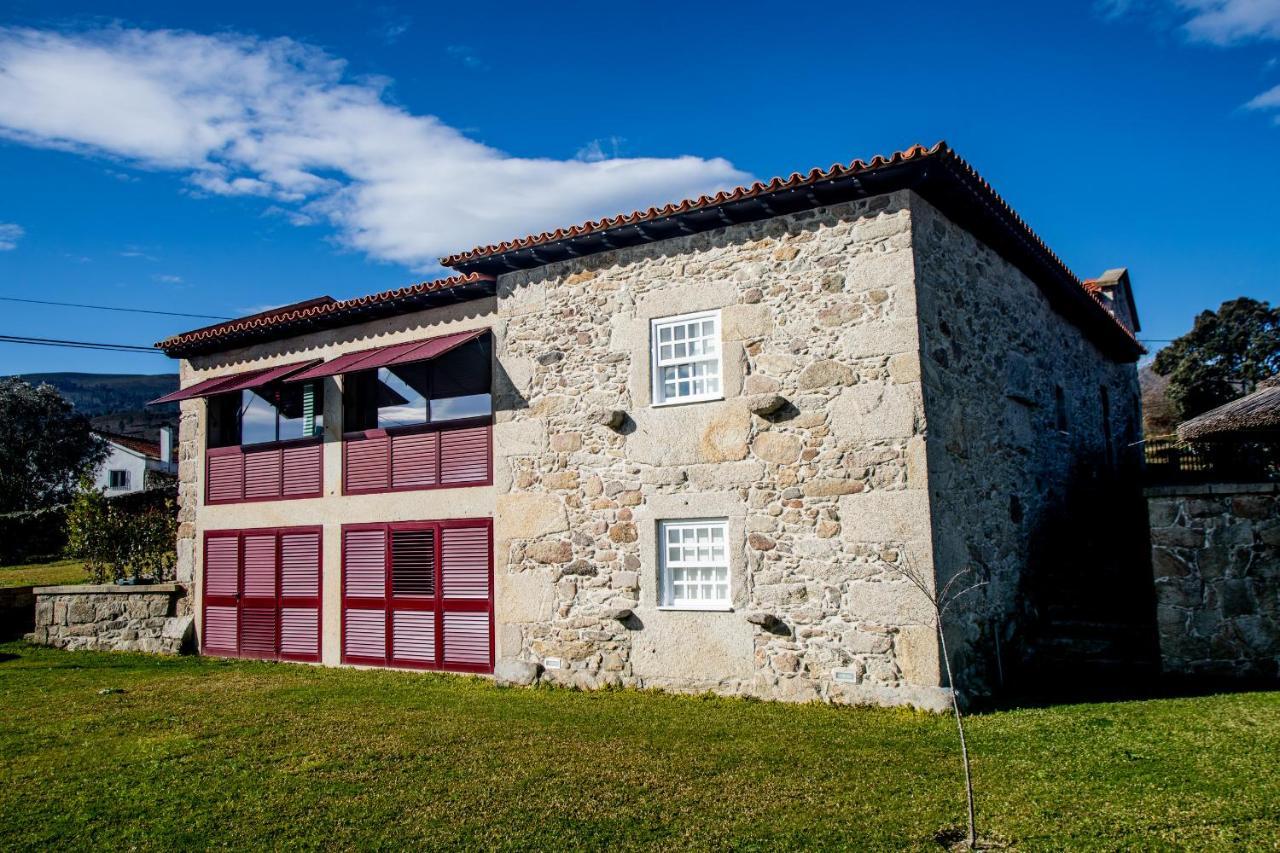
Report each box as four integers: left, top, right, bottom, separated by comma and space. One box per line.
0, 295, 232, 320
0, 334, 163, 354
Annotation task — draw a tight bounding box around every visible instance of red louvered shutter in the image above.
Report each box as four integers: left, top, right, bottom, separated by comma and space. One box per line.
206, 451, 244, 503
342, 527, 387, 664
440, 523, 493, 672
439, 424, 491, 485
391, 431, 439, 489
388, 527, 436, 666
282, 443, 322, 497
341, 519, 492, 673
345, 434, 390, 493
243, 447, 283, 500
203, 534, 240, 655
239, 534, 278, 659
279, 530, 321, 661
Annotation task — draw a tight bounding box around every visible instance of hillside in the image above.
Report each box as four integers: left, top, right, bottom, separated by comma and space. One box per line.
5, 372, 179, 440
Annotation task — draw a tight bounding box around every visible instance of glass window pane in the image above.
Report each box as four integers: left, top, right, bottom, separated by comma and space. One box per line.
376, 362, 429, 428
240, 389, 277, 445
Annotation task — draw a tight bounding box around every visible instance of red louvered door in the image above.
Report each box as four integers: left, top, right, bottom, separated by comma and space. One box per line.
279, 530, 322, 661
341, 519, 492, 673
203, 533, 241, 656
202, 527, 322, 662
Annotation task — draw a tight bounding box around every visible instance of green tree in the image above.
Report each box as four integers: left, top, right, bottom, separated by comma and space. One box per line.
1152, 297, 1280, 421
0, 378, 107, 512
65, 477, 176, 583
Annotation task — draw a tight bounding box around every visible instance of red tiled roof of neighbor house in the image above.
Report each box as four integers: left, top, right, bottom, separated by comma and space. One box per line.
95, 430, 162, 459
155, 273, 495, 356
157, 142, 1142, 360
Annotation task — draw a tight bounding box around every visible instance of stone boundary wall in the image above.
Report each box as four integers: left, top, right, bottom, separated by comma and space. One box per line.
0, 585, 35, 640
1147, 482, 1279, 679
27, 584, 194, 655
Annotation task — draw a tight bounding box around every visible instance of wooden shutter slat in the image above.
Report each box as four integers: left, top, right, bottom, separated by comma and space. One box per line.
204, 605, 238, 653
243, 447, 283, 499
280, 607, 319, 657
344, 608, 385, 659
441, 526, 489, 599
345, 435, 390, 492
240, 607, 278, 658
442, 611, 490, 665
391, 431, 440, 488
343, 529, 386, 598
204, 537, 240, 597
391, 529, 435, 596
282, 443, 322, 496
242, 534, 277, 597
207, 453, 244, 502
392, 610, 436, 662
280, 532, 320, 597
439, 424, 490, 485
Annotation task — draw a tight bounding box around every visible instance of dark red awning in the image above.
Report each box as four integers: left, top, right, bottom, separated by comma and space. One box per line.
285, 328, 487, 383
148, 359, 320, 405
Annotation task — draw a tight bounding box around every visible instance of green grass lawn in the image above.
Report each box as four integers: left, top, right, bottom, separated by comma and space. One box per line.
0, 643, 1276, 850
0, 558, 87, 588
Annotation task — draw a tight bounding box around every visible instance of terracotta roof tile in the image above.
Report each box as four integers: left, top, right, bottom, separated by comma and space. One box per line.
439, 143, 944, 268
95, 430, 162, 459
156, 272, 494, 355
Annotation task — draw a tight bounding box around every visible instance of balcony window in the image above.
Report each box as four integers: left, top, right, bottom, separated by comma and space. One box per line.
208, 382, 324, 448
344, 335, 492, 433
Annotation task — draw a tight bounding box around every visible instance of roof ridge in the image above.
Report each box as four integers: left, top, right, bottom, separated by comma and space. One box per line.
438, 141, 949, 267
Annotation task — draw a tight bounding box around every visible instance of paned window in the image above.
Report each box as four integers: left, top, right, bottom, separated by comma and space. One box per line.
208, 382, 324, 448
108, 469, 129, 489
659, 519, 731, 609
651, 311, 722, 405
344, 335, 492, 432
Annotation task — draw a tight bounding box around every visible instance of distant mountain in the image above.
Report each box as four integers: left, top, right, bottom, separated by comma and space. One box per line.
5, 372, 179, 441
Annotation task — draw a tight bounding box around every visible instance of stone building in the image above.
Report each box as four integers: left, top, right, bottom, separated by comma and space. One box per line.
154, 142, 1146, 708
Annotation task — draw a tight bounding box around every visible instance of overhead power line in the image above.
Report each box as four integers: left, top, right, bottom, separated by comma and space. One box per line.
0, 295, 232, 320
0, 334, 163, 354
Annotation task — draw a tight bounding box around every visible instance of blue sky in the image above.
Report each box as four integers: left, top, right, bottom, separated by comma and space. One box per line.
0, 0, 1277, 376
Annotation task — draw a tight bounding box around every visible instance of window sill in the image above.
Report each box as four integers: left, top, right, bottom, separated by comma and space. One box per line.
656, 605, 734, 613
650, 395, 725, 409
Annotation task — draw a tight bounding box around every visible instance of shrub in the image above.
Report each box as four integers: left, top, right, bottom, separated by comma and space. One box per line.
65, 479, 176, 583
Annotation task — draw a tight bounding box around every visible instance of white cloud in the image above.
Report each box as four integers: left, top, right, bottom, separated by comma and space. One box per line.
0, 222, 23, 250
1178, 0, 1280, 45
0, 27, 750, 270
153, 273, 183, 284
1101, 1, 1280, 122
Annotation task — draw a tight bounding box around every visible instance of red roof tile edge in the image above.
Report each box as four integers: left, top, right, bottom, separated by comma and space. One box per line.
155, 272, 494, 353
438, 142, 948, 267
94, 430, 162, 459
438, 140, 1140, 350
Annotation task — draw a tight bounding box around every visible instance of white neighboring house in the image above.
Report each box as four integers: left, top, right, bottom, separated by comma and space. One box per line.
93, 428, 177, 496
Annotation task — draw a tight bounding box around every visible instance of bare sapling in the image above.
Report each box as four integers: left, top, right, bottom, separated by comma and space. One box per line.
891, 554, 987, 850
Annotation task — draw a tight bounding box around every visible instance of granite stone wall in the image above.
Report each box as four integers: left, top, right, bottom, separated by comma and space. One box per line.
1148, 483, 1279, 679
491, 190, 950, 709
28, 584, 194, 655
910, 194, 1145, 697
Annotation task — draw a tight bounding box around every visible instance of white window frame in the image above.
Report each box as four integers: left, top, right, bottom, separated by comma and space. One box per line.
658, 518, 732, 611
108, 469, 130, 490
650, 310, 723, 407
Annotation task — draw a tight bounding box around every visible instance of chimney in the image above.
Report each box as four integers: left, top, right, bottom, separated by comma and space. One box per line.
1086, 268, 1141, 336
160, 426, 174, 467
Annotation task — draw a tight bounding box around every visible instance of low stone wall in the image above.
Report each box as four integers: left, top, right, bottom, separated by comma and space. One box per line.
0, 585, 36, 640
1147, 483, 1279, 679
27, 584, 194, 655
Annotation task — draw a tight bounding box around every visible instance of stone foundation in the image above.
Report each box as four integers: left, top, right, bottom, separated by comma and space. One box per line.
1147, 483, 1280, 679
27, 584, 194, 655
